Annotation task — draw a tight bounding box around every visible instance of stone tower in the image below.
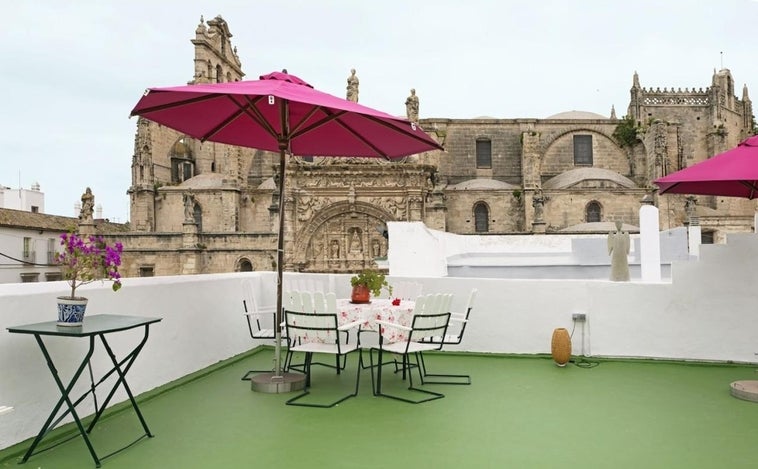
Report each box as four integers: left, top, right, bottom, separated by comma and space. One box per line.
190, 15, 244, 85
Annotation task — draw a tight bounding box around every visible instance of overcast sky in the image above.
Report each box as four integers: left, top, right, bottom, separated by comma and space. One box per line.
2, 0, 757, 222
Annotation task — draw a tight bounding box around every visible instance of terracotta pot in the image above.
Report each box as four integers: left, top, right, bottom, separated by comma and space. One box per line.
551, 327, 572, 367
351, 285, 370, 304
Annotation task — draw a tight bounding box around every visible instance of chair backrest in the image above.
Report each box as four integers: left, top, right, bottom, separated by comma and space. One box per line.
455, 288, 477, 341
464, 289, 477, 319
440, 293, 454, 314
241, 279, 257, 314
409, 312, 451, 344
411, 295, 427, 315
325, 292, 337, 313
284, 290, 303, 313
284, 311, 340, 345
313, 291, 326, 313
423, 293, 443, 315
300, 291, 315, 314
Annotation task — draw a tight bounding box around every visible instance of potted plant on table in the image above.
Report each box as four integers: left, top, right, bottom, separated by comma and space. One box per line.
350, 269, 392, 304
54, 232, 123, 326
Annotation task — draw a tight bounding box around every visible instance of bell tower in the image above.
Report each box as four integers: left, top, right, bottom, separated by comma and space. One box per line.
190, 15, 244, 85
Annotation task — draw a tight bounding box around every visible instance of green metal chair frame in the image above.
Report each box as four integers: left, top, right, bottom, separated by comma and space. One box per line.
369, 312, 450, 404
418, 289, 476, 385
284, 310, 362, 408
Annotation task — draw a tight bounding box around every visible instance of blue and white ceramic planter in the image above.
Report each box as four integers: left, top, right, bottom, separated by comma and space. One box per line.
57, 296, 88, 326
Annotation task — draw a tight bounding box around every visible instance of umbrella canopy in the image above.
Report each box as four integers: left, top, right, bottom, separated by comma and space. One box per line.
654, 135, 758, 199
130, 71, 441, 158
130, 71, 443, 382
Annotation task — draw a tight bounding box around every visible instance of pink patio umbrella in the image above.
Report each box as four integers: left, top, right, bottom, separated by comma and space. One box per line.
654, 135, 758, 199
130, 71, 443, 388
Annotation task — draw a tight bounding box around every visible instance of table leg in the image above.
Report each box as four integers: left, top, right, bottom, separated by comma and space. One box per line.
376, 337, 384, 394
86, 325, 154, 437
21, 335, 102, 467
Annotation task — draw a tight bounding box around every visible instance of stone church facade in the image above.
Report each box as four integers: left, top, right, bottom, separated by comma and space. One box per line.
110, 15, 755, 277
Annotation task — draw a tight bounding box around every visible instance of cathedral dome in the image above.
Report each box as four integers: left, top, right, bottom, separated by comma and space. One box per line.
449, 179, 518, 190
559, 221, 639, 233
543, 168, 636, 190
178, 173, 226, 189
545, 110, 608, 119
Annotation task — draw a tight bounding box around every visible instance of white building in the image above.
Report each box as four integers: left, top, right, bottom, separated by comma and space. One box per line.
0, 208, 76, 284
0, 183, 45, 213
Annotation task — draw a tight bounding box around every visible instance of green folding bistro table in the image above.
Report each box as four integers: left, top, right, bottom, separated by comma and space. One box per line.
7, 314, 162, 467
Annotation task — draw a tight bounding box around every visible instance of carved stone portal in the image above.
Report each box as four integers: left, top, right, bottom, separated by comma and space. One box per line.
294, 202, 392, 272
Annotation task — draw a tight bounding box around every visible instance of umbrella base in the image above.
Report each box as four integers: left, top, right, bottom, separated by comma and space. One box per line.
250, 372, 306, 394
730, 380, 758, 402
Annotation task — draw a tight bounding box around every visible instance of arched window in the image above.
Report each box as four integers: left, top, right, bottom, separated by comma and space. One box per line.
586, 201, 602, 223
216, 64, 223, 83
474, 202, 489, 232
170, 137, 195, 183
238, 258, 253, 272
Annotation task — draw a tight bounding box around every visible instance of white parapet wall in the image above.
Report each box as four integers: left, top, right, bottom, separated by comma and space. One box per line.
386, 221, 689, 280
2, 233, 758, 450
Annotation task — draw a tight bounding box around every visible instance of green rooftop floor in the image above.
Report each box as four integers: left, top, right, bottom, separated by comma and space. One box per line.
3, 349, 758, 468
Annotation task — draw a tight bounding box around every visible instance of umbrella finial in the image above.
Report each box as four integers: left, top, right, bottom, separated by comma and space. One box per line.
282, 68, 288, 73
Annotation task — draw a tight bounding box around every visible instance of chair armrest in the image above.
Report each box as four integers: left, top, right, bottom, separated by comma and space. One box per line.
375, 319, 412, 332
450, 312, 466, 320
244, 312, 269, 318
338, 320, 363, 331
449, 317, 468, 324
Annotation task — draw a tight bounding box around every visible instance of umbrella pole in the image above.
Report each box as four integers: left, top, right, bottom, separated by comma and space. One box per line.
273, 148, 286, 377
251, 146, 305, 393
252, 100, 306, 393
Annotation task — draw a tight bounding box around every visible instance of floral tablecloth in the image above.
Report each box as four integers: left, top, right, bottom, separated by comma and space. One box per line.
336, 298, 416, 343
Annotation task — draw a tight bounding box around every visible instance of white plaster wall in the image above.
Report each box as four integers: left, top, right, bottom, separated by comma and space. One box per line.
3, 234, 758, 450
386, 222, 448, 277
387, 222, 691, 280
0, 271, 276, 451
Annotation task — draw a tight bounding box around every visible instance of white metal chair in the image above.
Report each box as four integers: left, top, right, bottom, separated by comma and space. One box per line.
241, 279, 282, 380
418, 288, 477, 385
284, 310, 363, 408
288, 291, 347, 373
369, 311, 451, 404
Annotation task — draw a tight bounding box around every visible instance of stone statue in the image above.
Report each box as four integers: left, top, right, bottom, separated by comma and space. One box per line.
79, 187, 94, 223
405, 88, 419, 122
349, 229, 362, 252
608, 221, 630, 281
372, 239, 381, 257
532, 190, 545, 222
330, 240, 340, 259
346, 68, 359, 102
184, 192, 195, 222
684, 196, 697, 218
